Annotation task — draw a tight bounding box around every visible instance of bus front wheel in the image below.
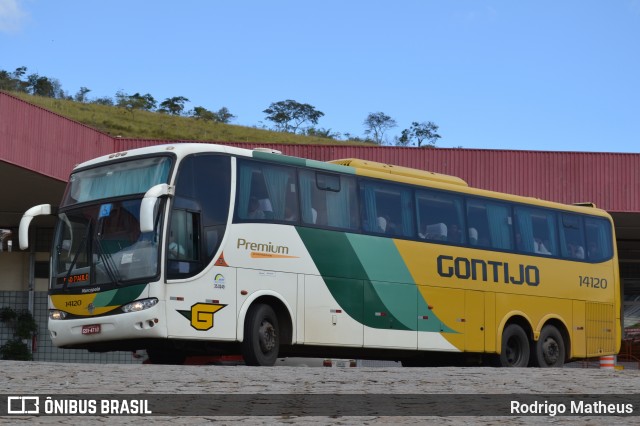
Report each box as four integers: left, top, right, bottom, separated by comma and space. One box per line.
500, 324, 530, 367
242, 303, 279, 366
533, 325, 565, 368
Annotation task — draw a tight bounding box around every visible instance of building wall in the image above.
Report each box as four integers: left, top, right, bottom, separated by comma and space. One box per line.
0, 251, 49, 291
0, 252, 26, 291
0, 92, 115, 182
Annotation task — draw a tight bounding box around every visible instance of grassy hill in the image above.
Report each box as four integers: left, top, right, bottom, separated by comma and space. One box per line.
11, 92, 371, 146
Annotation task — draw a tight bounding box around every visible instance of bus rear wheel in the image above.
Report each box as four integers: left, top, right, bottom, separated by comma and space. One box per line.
500, 324, 530, 367
533, 325, 565, 367
242, 303, 279, 366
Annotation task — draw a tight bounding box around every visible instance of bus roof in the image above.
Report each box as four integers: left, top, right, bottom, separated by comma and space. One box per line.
329, 158, 468, 187
75, 143, 612, 220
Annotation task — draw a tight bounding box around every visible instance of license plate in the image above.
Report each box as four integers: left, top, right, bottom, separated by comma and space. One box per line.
82, 324, 101, 335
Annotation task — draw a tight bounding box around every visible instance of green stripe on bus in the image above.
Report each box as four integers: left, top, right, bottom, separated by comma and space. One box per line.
295, 227, 406, 329
296, 227, 453, 332
252, 150, 307, 167
251, 150, 355, 174
344, 234, 414, 283
93, 283, 147, 307
345, 234, 415, 330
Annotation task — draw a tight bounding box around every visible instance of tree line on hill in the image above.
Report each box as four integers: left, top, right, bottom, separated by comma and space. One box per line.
0, 66, 441, 147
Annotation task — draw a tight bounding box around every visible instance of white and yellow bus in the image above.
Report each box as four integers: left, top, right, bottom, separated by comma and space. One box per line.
19, 143, 621, 367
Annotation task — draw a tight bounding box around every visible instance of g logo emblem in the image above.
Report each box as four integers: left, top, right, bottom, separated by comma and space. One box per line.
190, 303, 226, 331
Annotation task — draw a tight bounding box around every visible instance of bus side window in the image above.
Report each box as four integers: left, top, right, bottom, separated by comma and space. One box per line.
585, 217, 613, 262
415, 189, 464, 244
514, 206, 557, 256
299, 170, 358, 230
559, 214, 586, 260
466, 198, 513, 250
360, 180, 413, 237
236, 160, 297, 222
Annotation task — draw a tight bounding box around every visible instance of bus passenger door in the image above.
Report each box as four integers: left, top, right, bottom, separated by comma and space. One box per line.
165, 267, 238, 340
304, 275, 364, 347
465, 290, 485, 352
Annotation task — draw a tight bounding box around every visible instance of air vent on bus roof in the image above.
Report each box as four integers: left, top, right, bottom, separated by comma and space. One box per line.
253, 148, 282, 155
573, 202, 596, 208
329, 158, 468, 187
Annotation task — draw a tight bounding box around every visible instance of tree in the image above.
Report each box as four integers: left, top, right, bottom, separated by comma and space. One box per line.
305, 127, 340, 139
0, 70, 16, 91
91, 96, 114, 106
0, 307, 37, 361
192, 106, 215, 121
116, 91, 157, 117
192, 106, 216, 121
159, 96, 190, 115
212, 107, 235, 123
26, 73, 56, 97
363, 112, 397, 145
13, 66, 27, 80
0, 67, 33, 93
263, 100, 324, 133
398, 121, 441, 147
192, 106, 236, 123
131, 93, 156, 111
74, 87, 91, 103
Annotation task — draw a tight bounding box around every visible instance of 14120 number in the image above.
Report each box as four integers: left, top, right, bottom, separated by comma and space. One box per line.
579, 276, 607, 289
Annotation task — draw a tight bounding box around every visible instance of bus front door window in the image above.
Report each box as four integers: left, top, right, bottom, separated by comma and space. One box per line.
167, 209, 200, 276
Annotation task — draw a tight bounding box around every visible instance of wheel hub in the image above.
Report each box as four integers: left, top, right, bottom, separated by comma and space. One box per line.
506, 337, 520, 365
258, 320, 276, 352
542, 338, 559, 364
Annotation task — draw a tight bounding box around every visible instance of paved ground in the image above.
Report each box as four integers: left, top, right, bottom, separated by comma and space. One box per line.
1, 361, 639, 425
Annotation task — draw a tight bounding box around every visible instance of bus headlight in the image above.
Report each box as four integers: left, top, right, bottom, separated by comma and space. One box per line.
121, 298, 158, 313
49, 310, 67, 320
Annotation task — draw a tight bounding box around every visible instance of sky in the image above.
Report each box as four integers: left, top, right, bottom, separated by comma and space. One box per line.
1, 0, 639, 153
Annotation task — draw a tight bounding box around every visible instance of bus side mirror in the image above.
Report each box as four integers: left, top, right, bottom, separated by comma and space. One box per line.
19, 204, 55, 250
140, 184, 174, 233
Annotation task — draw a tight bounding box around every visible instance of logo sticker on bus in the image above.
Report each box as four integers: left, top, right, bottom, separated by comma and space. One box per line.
177, 303, 227, 331
214, 274, 226, 289
236, 238, 298, 259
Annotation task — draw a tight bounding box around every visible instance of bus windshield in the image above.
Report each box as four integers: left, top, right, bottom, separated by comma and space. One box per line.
51, 198, 163, 290
62, 156, 172, 207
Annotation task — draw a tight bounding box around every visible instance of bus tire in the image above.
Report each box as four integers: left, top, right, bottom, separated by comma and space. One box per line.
242, 303, 279, 366
500, 324, 530, 367
533, 325, 565, 367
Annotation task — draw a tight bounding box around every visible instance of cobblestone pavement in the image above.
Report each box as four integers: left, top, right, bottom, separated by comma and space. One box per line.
2, 361, 639, 425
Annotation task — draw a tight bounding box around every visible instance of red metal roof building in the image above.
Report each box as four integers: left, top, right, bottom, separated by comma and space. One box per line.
3, 91, 639, 213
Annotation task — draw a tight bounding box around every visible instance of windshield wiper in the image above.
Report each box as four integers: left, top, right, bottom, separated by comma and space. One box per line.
94, 230, 122, 287
63, 223, 90, 292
